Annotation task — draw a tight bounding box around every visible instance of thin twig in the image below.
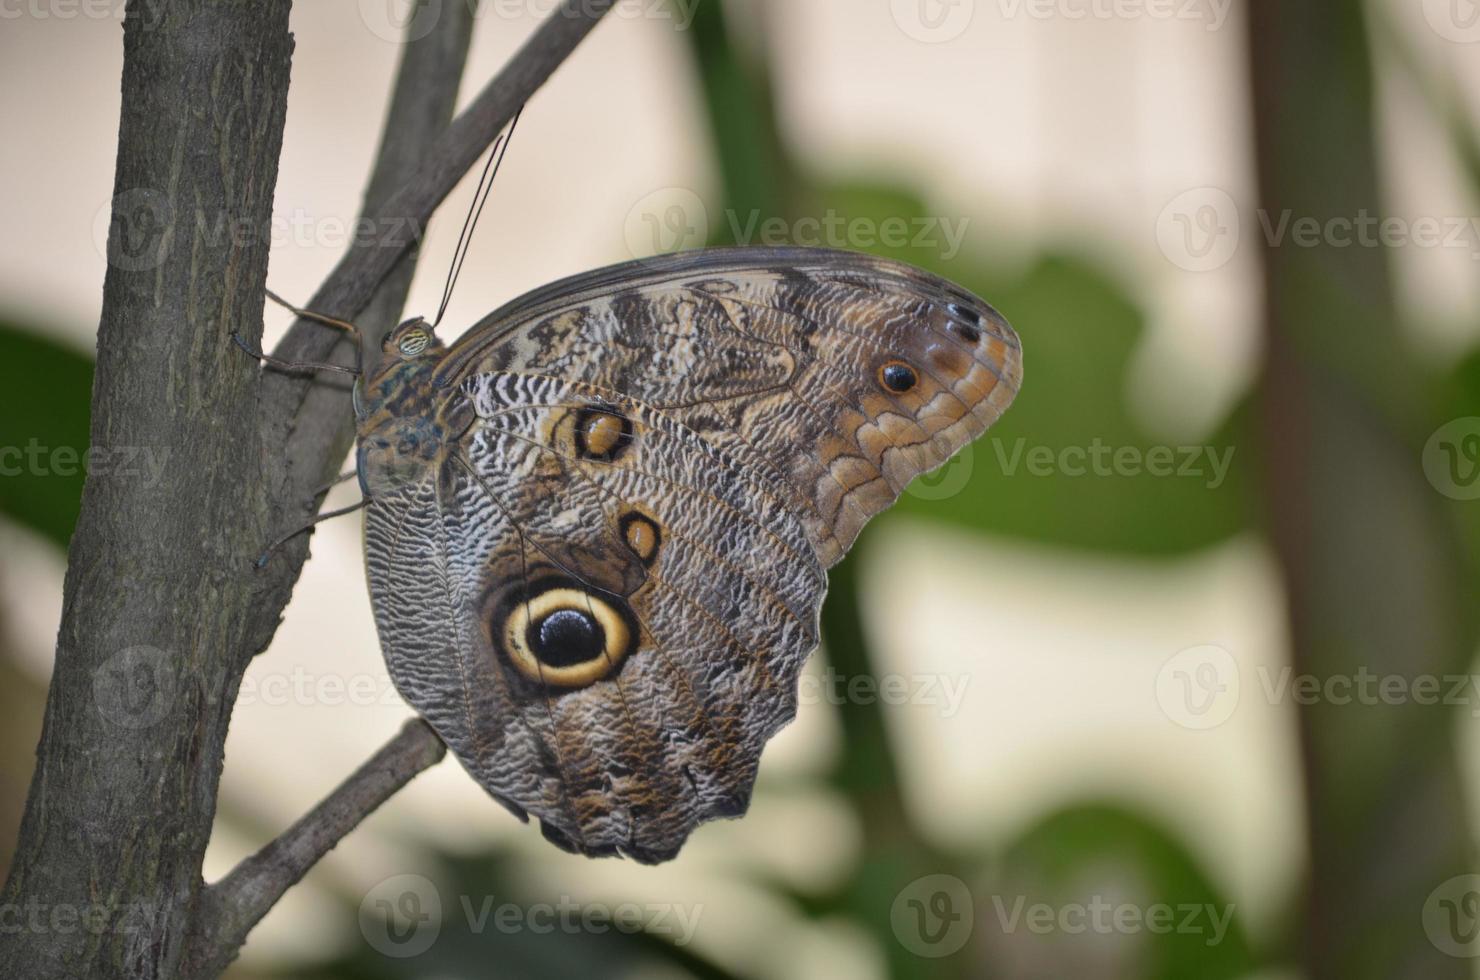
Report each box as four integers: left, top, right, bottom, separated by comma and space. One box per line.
188, 722, 446, 974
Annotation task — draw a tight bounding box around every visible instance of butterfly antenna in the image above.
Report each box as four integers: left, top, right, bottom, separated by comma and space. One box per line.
434, 106, 525, 330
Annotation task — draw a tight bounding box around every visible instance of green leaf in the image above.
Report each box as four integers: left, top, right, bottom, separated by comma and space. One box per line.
992, 803, 1264, 979
0, 320, 93, 548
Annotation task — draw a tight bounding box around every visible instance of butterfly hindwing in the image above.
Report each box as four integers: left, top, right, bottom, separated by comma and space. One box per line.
361, 247, 1021, 861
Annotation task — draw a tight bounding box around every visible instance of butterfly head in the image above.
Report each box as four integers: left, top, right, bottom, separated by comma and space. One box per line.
384, 317, 442, 361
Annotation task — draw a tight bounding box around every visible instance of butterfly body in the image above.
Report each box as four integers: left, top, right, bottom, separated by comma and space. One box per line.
355, 247, 1021, 862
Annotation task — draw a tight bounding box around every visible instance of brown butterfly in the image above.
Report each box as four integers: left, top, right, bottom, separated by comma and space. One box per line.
337, 245, 1021, 863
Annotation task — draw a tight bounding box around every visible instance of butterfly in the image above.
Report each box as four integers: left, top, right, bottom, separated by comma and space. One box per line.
330, 244, 1022, 863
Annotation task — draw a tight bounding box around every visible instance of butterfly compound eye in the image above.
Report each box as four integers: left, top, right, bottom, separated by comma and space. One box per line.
397, 329, 431, 358
498, 584, 638, 689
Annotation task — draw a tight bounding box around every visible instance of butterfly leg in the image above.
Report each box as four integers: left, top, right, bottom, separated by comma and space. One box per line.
253, 498, 372, 569
231, 332, 360, 378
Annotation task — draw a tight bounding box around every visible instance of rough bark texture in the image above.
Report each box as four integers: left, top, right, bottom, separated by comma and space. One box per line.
0, 1, 617, 977
0, 4, 294, 977
1246, 4, 1476, 977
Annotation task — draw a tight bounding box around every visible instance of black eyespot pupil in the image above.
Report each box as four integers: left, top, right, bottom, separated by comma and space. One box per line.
882, 363, 917, 393
532, 609, 605, 668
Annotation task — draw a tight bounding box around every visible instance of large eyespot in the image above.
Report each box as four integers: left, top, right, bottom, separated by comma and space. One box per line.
878, 360, 919, 394
498, 583, 638, 689
574, 407, 634, 462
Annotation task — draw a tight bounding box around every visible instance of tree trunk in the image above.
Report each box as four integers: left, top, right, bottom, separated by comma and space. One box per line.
0, 3, 293, 977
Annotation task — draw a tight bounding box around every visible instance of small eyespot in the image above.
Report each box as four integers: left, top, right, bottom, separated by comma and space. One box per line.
619, 512, 662, 565
879, 360, 918, 394
574, 407, 634, 461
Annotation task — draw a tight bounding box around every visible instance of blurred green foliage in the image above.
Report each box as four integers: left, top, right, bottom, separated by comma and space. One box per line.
0, 321, 92, 548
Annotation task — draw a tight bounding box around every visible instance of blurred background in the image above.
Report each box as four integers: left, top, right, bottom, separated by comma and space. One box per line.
3, 0, 1480, 977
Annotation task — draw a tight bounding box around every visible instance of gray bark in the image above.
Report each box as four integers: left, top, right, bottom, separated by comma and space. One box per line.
0, 1, 617, 977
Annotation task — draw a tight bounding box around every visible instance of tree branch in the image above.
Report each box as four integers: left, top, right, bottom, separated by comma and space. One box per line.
184, 721, 445, 976
246, 0, 619, 658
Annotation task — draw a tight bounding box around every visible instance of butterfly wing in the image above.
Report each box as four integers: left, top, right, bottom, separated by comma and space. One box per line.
364, 247, 1020, 862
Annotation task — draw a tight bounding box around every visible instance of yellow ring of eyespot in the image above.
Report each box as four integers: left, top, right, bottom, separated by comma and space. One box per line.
501, 587, 632, 689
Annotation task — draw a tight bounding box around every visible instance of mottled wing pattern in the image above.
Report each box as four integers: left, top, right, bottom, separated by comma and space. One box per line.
364, 247, 1021, 862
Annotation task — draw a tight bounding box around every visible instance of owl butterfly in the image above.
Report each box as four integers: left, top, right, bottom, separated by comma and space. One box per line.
344, 245, 1020, 863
